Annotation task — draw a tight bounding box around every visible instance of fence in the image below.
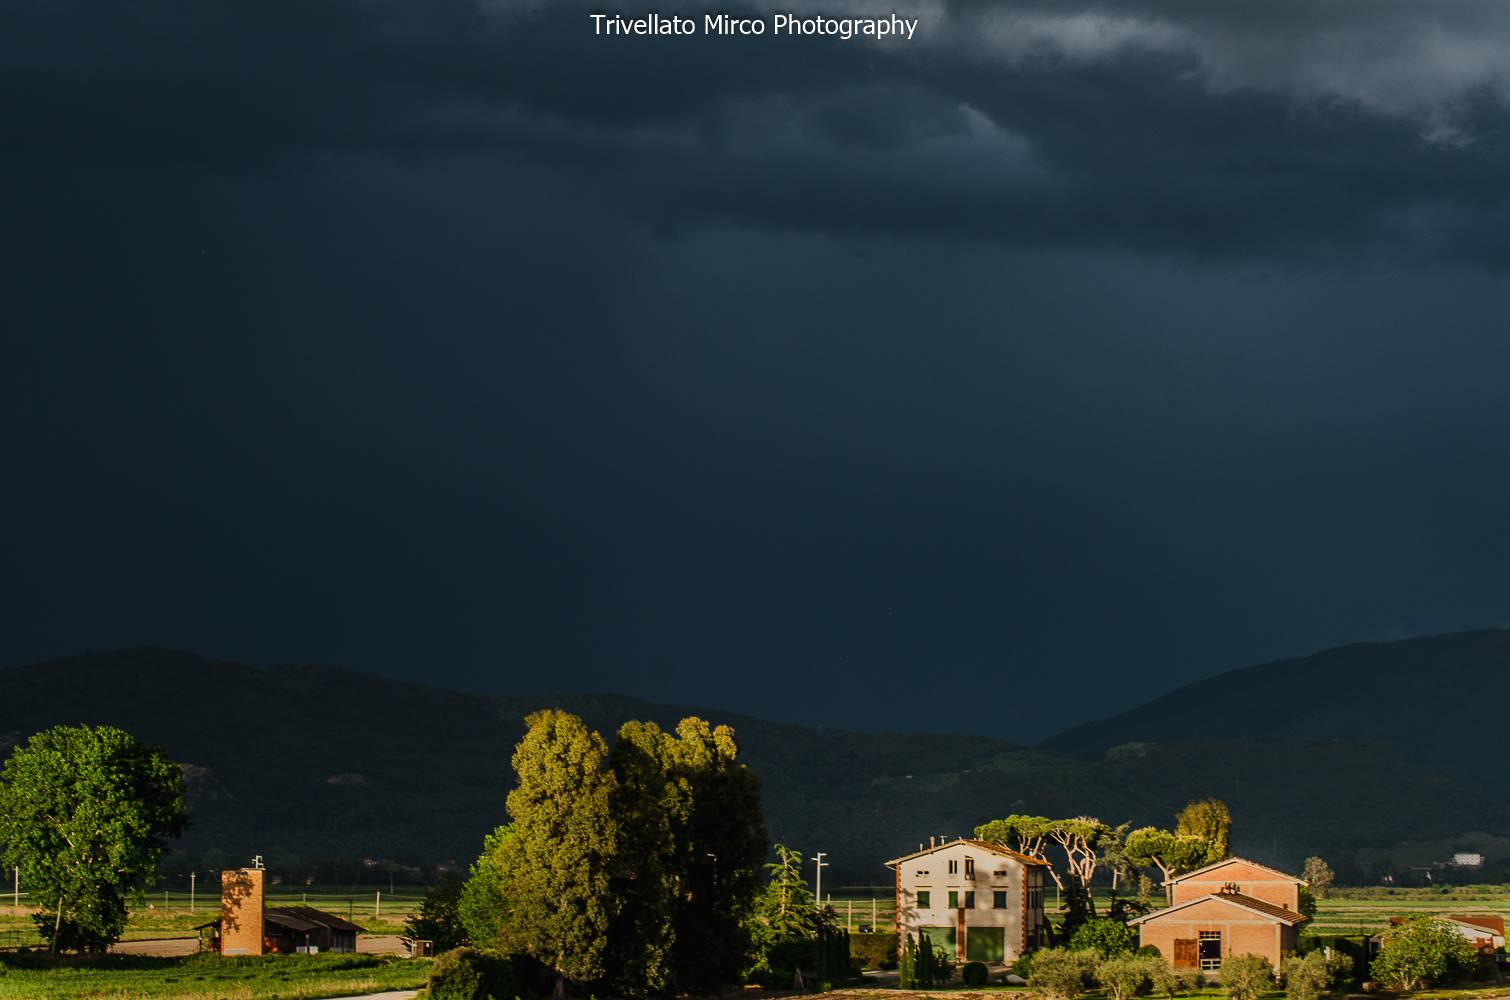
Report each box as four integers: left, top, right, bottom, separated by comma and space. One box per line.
826, 887, 897, 932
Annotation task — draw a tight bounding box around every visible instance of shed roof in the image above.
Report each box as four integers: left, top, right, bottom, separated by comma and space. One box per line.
1129, 890, 1308, 927
268, 905, 366, 934
885, 838, 1050, 868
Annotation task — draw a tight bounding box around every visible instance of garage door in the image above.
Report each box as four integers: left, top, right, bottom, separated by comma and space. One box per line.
922, 926, 956, 953
966, 927, 1005, 962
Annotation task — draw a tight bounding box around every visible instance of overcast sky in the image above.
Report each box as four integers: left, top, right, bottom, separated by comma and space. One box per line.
5, 0, 1510, 743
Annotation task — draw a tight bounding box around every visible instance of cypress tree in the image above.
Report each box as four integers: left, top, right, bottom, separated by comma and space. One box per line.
495, 710, 619, 996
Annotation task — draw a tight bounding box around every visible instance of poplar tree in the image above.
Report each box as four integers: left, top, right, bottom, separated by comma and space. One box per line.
495, 710, 619, 995
606, 720, 688, 996
667, 717, 767, 993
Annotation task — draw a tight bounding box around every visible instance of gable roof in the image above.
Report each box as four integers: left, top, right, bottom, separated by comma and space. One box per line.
268, 905, 366, 934
1167, 856, 1307, 887
1130, 890, 1308, 927
886, 838, 1050, 868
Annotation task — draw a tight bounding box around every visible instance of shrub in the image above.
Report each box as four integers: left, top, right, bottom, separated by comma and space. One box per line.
1011, 950, 1036, 980
1069, 918, 1138, 958
1369, 916, 1478, 991
1096, 954, 1163, 1000
1137, 945, 1164, 959
1146, 959, 1202, 997
963, 960, 990, 986
428, 947, 487, 1000
1221, 954, 1275, 1000
1283, 949, 1352, 1000
426, 947, 517, 1000
1029, 948, 1100, 1000
850, 931, 897, 970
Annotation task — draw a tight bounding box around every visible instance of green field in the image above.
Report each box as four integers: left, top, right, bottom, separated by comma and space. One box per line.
0, 952, 430, 1000
0, 885, 424, 951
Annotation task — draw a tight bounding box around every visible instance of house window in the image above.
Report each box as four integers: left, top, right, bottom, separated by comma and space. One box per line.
948, 890, 960, 909
1199, 931, 1222, 971
917, 890, 931, 909
965, 858, 975, 878
993, 891, 1008, 909
965, 891, 976, 909
948, 859, 959, 875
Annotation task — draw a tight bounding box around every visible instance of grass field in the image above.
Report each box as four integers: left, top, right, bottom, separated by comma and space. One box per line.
0, 885, 424, 951
0, 952, 430, 1000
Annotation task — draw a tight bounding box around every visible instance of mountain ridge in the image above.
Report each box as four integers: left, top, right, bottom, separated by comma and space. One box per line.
5, 641, 1510, 882
1039, 627, 1510, 798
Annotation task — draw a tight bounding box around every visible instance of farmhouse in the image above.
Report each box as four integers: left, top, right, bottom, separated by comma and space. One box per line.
1131, 857, 1308, 973
886, 837, 1049, 964
203, 864, 365, 955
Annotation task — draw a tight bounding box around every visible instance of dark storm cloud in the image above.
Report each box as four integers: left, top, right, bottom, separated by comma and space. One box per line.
9, 1, 1510, 260
8, 0, 1510, 740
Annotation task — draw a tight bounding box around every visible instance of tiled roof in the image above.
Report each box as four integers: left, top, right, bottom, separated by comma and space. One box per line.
885, 837, 1050, 868
1167, 856, 1307, 887
1130, 890, 1307, 927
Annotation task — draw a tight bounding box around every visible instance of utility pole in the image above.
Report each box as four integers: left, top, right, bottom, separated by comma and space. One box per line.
13, 867, 18, 909
376, 891, 381, 918
190, 872, 196, 914
811, 852, 829, 910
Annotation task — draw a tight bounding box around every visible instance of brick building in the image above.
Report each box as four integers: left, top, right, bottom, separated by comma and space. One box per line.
203, 863, 364, 955
886, 837, 1049, 965
1130, 857, 1308, 973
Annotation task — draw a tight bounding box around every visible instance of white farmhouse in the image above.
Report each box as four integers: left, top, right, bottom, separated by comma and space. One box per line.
886, 837, 1049, 964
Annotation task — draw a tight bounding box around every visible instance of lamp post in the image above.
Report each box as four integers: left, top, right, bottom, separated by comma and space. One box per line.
811, 852, 829, 910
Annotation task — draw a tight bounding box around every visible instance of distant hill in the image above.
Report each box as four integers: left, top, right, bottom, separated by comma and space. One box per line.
4, 647, 1509, 883
1041, 629, 1510, 799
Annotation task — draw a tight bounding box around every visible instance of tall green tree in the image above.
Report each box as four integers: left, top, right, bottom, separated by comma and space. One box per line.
605, 720, 689, 996
1300, 857, 1335, 898
458, 823, 515, 949
1174, 799, 1231, 866
0, 725, 187, 953
494, 711, 619, 995
750, 843, 817, 985
666, 718, 768, 994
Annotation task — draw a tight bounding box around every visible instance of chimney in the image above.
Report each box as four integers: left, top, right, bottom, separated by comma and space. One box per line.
929, 836, 936, 848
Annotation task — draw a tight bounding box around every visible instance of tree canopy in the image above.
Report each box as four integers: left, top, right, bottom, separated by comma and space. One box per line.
1174, 799, 1231, 866
466, 710, 767, 996
0, 724, 187, 953
493, 710, 619, 992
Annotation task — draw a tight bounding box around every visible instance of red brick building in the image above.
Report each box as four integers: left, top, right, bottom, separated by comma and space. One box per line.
1130, 858, 1308, 974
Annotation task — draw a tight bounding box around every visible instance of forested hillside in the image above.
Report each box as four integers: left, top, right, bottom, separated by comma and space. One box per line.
3, 646, 1506, 883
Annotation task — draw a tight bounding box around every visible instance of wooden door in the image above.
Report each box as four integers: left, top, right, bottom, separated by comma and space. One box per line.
1173, 938, 1197, 969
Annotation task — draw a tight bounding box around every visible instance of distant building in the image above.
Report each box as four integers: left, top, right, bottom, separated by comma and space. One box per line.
1452, 852, 1486, 868
202, 862, 365, 955
1369, 914, 1505, 960
1131, 858, 1309, 973
886, 837, 1049, 965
